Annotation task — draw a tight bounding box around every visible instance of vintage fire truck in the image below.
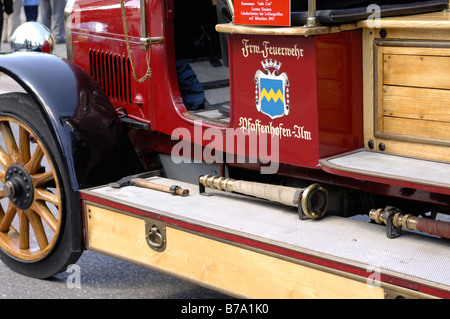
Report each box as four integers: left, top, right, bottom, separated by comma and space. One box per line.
0, 0, 449, 298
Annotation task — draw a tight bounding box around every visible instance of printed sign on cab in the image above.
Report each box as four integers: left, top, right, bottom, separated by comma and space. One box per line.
234, 1, 291, 26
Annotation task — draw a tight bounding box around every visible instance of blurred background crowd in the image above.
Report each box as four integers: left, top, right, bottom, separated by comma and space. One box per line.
1, 0, 67, 51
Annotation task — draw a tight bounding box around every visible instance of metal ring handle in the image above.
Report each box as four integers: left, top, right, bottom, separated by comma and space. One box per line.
147, 226, 164, 248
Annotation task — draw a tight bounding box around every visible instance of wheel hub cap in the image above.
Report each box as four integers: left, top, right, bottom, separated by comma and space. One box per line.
4, 164, 34, 209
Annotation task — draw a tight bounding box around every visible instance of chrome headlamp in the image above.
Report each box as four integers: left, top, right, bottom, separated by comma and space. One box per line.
10, 22, 55, 54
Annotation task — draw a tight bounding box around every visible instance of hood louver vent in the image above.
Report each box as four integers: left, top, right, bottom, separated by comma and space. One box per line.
89, 49, 132, 103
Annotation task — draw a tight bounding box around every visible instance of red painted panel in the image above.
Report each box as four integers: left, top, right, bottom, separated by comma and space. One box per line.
228, 33, 320, 168
316, 31, 364, 158
227, 31, 363, 169
69, 0, 163, 124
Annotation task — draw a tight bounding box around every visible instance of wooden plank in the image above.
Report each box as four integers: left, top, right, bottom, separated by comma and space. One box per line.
374, 137, 450, 162
215, 23, 358, 36
383, 116, 450, 141
383, 28, 450, 41
384, 54, 450, 90
381, 46, 450, 57
358, 12, 450, 30
362, 28, 376, 148
358, 12, 450, 41
85, 203, 386, 299
375, 35, 385, 134
383, 86, 450, 122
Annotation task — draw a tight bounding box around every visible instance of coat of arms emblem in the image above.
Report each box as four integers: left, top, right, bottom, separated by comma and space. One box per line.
254, 59, 290, 120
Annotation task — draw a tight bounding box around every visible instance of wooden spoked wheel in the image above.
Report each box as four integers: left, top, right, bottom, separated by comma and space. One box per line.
0, 116, 62, 262
0, 93, 82, 279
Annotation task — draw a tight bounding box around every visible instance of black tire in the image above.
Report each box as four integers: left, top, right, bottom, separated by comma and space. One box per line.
0, 92, 82, 279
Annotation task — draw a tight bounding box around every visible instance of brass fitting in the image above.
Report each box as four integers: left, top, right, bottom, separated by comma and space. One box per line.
369, 208, 419, 231
199, 175, 235, 192
392, 213, 419, 231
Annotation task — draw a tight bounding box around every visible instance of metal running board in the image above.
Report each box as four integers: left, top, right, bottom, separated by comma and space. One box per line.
320, 149, 450, 195
79, 176, 450, 296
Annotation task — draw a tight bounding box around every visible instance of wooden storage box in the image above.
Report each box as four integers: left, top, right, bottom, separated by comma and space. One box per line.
376, 44, 450, 144
360, 11, 450, 162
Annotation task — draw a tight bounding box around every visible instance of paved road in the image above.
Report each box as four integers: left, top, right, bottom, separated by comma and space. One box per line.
0, 249, 231, 299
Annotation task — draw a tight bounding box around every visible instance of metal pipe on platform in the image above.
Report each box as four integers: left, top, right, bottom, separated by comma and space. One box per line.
139, 0, 151, 48
226, 0, 235, 19
369, 207, 450, 239
199, 175, 329, 220
305, 0, 319, 27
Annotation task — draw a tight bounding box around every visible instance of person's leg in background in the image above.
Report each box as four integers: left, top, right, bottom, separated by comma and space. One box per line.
39, 0, 50, 29
39, 0, 65, 43
24, 5, 38, 21
49, 0, 65, 43
0, 5, 4, 46
2, 0, 22, 43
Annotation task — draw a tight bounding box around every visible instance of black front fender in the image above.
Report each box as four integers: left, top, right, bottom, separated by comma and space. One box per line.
0, 52, 143, 191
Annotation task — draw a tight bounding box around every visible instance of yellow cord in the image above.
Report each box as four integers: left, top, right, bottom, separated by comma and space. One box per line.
120, 0, 152, 83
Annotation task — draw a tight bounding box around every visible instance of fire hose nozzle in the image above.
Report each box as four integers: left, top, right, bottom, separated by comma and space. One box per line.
199, 175, 328, 220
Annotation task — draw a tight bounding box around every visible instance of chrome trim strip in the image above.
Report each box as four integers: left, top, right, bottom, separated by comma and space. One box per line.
64, 0, 75, 61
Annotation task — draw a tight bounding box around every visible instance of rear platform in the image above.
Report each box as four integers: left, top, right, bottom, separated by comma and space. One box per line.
80, 176, 450, 298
